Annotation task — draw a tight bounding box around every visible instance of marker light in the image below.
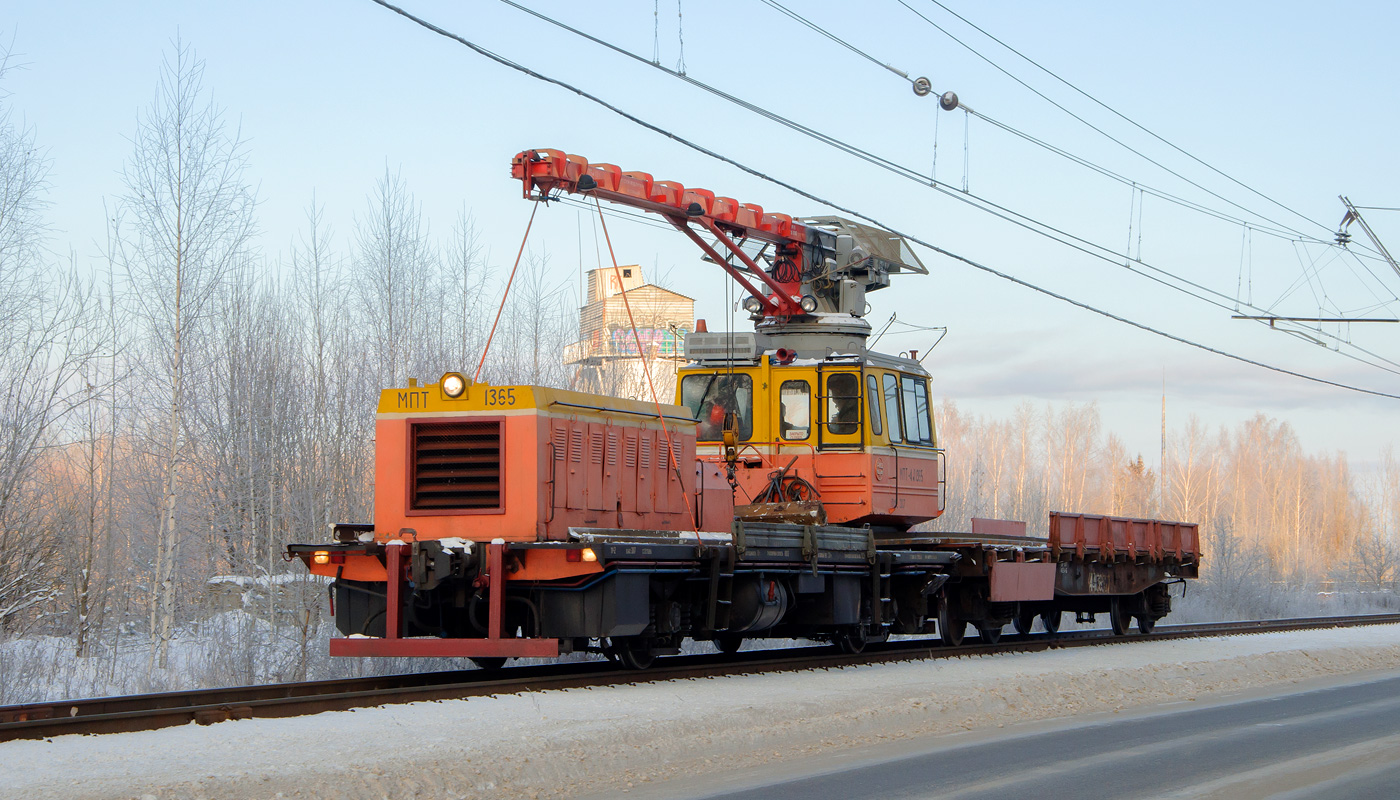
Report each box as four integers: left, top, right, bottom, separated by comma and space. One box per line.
441, 373, 466, 398
581, 547, 598, 562
312, 550, 330, 565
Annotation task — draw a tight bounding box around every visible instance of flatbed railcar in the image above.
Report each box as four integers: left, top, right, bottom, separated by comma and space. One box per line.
288, 150, 1200, 668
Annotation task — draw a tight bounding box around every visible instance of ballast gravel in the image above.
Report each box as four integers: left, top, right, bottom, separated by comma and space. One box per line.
5, 624, 1400, 800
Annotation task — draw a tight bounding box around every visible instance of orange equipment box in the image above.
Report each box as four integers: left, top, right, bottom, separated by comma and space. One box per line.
373, 378, 734, 543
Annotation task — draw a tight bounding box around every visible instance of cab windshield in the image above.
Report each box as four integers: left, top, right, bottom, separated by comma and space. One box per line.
680, 373, 754, 441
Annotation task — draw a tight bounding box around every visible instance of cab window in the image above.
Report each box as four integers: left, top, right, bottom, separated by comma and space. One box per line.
882, 373, 902, 443
681, 373, 754, 441
826, 373, 860, 435
779, 380, 811, 440
900, 375, 933, 444
866, 374, 882, 436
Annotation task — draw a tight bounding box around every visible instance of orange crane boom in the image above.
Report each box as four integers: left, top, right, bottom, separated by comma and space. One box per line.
513, 148, 810, 317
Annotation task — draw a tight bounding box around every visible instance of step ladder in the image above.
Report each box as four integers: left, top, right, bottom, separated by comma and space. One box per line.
705, 547, 736, 632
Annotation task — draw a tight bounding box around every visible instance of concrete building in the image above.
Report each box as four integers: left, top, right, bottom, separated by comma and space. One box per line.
564, 265, 694, 401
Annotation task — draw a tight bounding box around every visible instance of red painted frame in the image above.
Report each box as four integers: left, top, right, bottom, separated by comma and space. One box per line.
327, 540, 562, 659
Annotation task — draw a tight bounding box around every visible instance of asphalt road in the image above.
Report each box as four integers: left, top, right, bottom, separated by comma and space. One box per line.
683, 671, 1400, 800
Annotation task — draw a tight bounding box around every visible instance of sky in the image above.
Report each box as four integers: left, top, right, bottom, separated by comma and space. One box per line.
6, 1, 1399, 470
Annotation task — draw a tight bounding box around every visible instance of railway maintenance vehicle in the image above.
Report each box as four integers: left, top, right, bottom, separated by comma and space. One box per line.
288, 149, 1200, 669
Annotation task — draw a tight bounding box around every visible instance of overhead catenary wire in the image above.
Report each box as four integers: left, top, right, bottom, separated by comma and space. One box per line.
963, 107, 1304, 242
365, 0, 1400, 401
771, 2, 1393, 271
760, 0, 1352, 252
490, 0, 1399, 365
894, 0, 1335, 246
760, 0, 1398, 298
485, 2, 1311, 295
675, 0, 687, 75
494, 0, 1330, 263
919, 0, 1350, 243
758, 0, 916, 84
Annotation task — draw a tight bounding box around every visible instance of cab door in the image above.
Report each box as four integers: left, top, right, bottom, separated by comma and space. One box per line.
775, 371, 813, 445
818, 369, 863, 449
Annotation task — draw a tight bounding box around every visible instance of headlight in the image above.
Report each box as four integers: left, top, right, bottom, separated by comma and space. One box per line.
799, 295, 818, 313
312, 550, 330, 565
441, 373, 466, 398
742, 295, 765, 314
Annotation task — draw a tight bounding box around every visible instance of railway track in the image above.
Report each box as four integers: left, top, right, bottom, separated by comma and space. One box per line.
2, 613, 1396, 743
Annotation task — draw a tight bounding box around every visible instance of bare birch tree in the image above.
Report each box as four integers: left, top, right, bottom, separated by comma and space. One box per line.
290, 197, 343, 534
113, 38, 255, 668
0, 47, 100, 638
354, 167, 436, 388
443, 205, 489, 372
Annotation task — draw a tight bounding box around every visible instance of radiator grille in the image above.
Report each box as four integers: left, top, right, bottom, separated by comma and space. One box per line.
410, 420, 502, 511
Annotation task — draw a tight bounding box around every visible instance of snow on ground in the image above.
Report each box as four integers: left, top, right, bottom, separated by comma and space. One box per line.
5, 624, 1400, 800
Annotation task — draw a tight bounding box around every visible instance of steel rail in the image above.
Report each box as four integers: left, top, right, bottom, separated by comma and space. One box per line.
3, 613, 1398, 743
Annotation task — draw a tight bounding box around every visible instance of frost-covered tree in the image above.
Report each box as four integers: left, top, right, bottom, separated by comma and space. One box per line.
112, 38, 256, 668
353, 167, 438, 388
443, 205, 490, 372
0, 43, 98, 639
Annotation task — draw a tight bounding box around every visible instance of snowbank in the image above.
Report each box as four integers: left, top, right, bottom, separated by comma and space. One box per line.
6, 624, 1400, 800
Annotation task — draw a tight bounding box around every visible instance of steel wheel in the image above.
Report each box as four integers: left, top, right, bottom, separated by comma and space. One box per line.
1136, 615, 1157, 635
978, 625, 1003, 645
1109, 597, 1132, 636
1039, 610, 1063, 635
937, 596, 966, 647
715, 634, 744, 654
613, 637, 656, 670
470, 657, 506, 670
1013, 607, 1036, 636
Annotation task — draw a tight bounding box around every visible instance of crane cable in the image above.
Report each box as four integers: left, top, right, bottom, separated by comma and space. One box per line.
366, 0, 1400, 401
473, 201, 538, 382
591, 195, 702, 536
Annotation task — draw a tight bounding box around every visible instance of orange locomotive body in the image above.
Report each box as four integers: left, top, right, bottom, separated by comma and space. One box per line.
287, 150, 1200, 667
372, 382, 731, 544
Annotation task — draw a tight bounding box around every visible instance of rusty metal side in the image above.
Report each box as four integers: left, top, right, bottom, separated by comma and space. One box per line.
1048, 511, 1200, 563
